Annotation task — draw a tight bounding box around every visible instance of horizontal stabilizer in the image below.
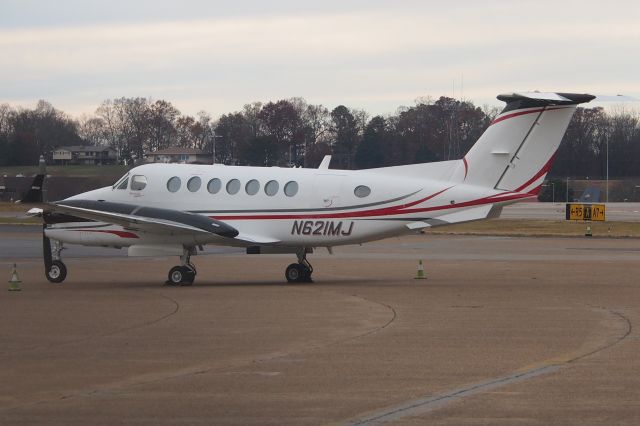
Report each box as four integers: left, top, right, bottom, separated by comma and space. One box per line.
497, 92, 595, 105
427, 204, 494, 227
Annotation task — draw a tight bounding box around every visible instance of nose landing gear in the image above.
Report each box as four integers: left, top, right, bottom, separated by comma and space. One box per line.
44, 228, 67, 283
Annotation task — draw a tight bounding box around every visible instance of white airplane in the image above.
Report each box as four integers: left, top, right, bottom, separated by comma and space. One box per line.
28, 91, 594, 285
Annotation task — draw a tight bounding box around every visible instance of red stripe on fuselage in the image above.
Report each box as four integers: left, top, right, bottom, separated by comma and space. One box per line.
211, 187, 451, 221
210, 190, 531, 221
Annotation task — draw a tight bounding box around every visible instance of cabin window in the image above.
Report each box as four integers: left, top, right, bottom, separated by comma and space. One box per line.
284, 181, 299, 197
226, 178, 241, 194
207, 178, 221, 194
354, 185, 371, 198
167, 176, 181, 193
130, 175, 147, 191
245, 179, 260, 195
187, 176, 201, 192
264, 180, 279, 196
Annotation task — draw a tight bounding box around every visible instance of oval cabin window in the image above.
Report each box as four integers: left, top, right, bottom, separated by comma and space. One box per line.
226, 179, 241, 194
354, 185, 371, 198
167, 176, 181, 193
284, 181, 299, 197
264, 180, 279, 196
207, 178, 221, 194
245, 179, 260, 195
187, 176, 201, 192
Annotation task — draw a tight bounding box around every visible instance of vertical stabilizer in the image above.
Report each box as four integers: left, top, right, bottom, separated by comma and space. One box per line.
19, 174, 45, 203
463, 92, 594, 193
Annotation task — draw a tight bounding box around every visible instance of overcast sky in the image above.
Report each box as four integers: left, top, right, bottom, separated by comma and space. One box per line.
1, 0, 638, 118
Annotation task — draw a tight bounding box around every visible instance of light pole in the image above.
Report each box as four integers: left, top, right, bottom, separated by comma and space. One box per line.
606, 136, 609, 203
542, 183, 555, 204
566, 177, 570, 202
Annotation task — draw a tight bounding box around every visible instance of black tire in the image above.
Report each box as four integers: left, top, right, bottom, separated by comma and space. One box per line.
46, 260, 67, 283
285, 263, 304, 283
168, 266, 185, 285
168, 266, 196, 286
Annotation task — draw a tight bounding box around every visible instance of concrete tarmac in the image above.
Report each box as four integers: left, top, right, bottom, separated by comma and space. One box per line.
1, 231, 640, 425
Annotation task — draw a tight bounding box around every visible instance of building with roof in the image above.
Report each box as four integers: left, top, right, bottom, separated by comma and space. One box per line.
52, 146, 118, 165
146, 147, 212, 164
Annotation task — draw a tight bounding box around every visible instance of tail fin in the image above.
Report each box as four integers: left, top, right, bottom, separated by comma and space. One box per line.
19, 174, 45, 203
463, 92, 594, 193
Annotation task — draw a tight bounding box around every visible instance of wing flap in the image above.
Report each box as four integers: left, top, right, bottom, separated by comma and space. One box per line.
234, 233, 281, 245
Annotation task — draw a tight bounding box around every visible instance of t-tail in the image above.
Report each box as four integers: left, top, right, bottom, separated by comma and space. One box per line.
462, 92, 595, 194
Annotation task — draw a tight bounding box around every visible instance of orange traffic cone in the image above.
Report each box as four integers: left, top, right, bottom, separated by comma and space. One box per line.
414, 260, 426, 280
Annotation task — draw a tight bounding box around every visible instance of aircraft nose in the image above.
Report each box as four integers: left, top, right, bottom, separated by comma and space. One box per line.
63, 186, 112, 202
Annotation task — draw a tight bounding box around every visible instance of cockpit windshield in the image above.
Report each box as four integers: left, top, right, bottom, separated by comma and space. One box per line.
112, 173, 129, 190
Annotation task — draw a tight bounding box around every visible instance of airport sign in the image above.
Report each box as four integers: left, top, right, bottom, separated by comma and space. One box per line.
565, 203, 606, 221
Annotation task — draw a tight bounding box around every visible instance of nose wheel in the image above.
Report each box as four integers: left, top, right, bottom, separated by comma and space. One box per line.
47, 260, 67, 283
43, 229, 67, 284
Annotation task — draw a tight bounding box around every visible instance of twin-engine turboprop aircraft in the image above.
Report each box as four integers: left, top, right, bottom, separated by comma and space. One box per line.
27, 91, 594, 285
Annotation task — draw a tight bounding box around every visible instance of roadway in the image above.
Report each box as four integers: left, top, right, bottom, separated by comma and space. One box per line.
2, 228, 640, 424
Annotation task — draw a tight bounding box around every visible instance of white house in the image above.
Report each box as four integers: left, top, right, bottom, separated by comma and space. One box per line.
146, 148, 212, 164
52, 146, 118, 165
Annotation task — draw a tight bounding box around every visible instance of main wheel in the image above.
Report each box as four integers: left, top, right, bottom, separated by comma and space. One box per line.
168, 266, 185, 285
46, 260, 67, 283
285, 263, 305, 283
168, 266, 196, 286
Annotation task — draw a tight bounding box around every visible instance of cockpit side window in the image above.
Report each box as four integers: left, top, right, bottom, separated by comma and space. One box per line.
130, 175, 147, 191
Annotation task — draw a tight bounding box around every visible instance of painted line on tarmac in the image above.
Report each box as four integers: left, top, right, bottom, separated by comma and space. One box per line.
346, 364, 562, 426
346, 307, 632, 426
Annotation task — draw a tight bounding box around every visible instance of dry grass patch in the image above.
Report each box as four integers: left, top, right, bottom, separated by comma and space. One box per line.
428, 219, 640, 238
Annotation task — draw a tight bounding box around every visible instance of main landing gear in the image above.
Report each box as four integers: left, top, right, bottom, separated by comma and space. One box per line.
44, 228, 67, 283
166, 246, 197, 286
285, 248, 313, 283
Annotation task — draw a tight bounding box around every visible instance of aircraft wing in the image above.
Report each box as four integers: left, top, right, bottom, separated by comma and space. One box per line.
48, 200, 239, 238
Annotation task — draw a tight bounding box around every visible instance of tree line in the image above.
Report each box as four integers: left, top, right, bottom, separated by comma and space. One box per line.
0, 97, 638, 180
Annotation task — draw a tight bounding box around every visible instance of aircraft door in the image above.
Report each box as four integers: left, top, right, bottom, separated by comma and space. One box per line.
312, 174, 345, 209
